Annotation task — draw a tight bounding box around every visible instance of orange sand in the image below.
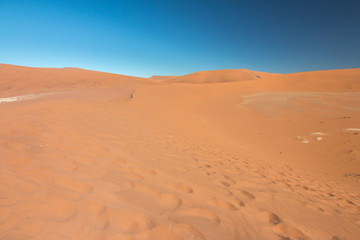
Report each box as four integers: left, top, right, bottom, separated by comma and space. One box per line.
0, 64, 359, 240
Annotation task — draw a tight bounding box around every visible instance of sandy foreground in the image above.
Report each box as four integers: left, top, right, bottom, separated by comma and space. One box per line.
0, 64, 360, 240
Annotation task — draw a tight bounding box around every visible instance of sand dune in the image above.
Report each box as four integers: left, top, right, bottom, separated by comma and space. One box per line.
0, 65, 359, 240
148, 75, 179, 82
0, 64, 147, 97
253, 68, 360, 92
165, 69, 282, 83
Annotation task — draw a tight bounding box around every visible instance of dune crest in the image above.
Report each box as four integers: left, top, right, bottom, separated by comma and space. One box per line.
148, 75, 179, 81
0, 64, 147, 97
165, 69, 282, 83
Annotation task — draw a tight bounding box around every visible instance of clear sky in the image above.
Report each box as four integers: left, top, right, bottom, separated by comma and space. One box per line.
1, 0, 359, 77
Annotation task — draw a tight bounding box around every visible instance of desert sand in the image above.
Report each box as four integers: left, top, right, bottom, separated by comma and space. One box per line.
0, 63, 359, 240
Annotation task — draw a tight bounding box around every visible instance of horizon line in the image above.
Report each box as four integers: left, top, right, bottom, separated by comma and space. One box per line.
1, 62, 359, 79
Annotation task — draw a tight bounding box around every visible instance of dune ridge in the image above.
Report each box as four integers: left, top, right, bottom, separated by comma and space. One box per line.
254, 68, 360, 92
165, 69, 282, 83
0, 64, 147, 97
148, 75, 179, 81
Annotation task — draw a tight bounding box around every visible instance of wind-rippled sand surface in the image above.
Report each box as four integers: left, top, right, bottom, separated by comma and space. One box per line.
0, 64, 360, 240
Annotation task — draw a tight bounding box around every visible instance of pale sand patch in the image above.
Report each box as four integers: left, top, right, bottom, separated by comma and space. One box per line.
344, 128, 360, 132
310, 132, 326, 136
0, 92, 64, 103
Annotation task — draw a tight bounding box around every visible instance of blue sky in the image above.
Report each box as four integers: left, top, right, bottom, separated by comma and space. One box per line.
1, 0, 359, 77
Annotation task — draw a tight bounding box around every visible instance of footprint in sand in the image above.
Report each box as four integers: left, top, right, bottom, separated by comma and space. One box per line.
221, 181, 232, 187
173, 208, 220, 225
115, 184, 182, 211
149, 223, 206, 240
107, 208, 154, 234
334, 198, 360, 214
240, 190, 256, 201
258, 211, 282, 225
305, 204, 325, 213
332, 235, 347, 240
207, 198, 238, 210
215, 175, 236, 188
235, 199, 245, 207
102, 170, 144, 187
169, 183, 194, 194
205, 171, 216, 176
272, 223, 310, 240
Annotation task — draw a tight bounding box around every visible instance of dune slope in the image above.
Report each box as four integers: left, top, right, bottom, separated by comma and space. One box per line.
148, 75, 179, 81
0, 64, 147, 97
255, 68, 360, 92
166, 69, 282, 83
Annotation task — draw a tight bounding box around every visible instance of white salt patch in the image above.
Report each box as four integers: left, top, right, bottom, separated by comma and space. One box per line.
310, 132, 325, 136
0, 96, 26, 103
344, 128, 360, 132
315, 137, 323, 141
0, 94, 41, 103
296, 136, 310, 143
0, 92, 63, 104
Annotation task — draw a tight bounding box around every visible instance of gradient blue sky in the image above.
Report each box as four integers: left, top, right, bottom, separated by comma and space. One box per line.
1, 0, 359, 77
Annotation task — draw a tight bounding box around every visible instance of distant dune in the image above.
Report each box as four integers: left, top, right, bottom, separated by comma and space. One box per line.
256, 68, 360, 92
0, 64, 146, 97
148, 75, 179, 81
165, 69, 282, 83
